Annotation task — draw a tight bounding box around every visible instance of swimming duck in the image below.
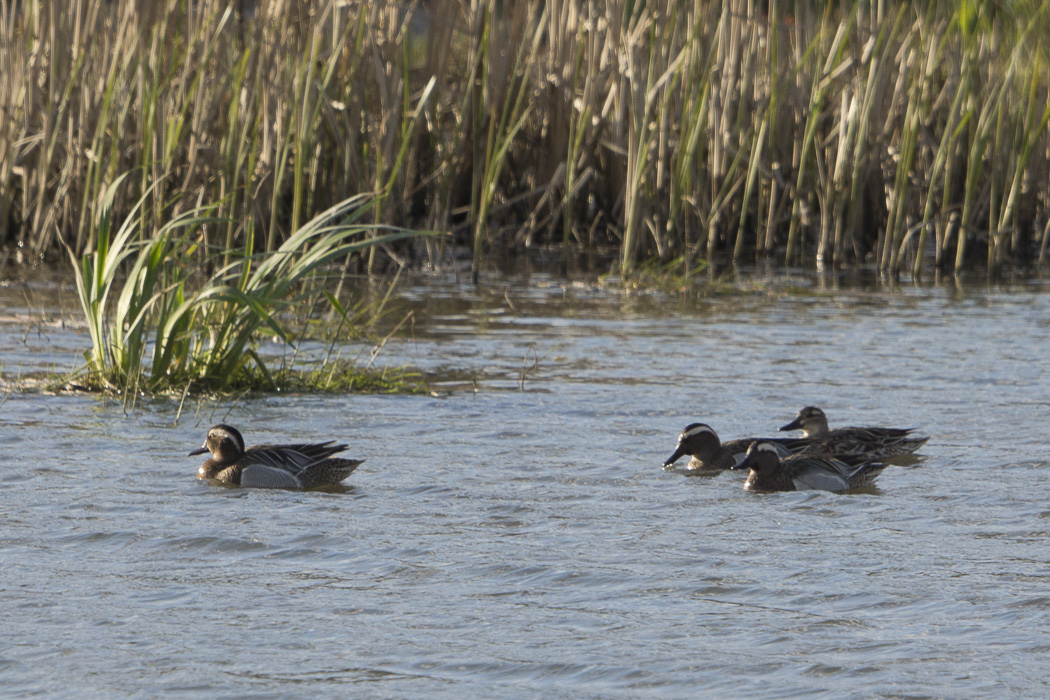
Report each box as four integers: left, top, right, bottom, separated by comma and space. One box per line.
663, 423, 807, 471
779, 406, 929, 460
731, 441, 887, 492
190, 424, 363, 489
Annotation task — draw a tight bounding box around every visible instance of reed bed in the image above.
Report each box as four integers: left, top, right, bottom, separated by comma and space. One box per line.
2, 0, 1049, 277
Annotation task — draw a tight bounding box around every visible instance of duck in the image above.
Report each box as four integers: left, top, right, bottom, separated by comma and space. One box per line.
663, 423, 808, 471
189, 424, 363, 489
731, 441, 887, 492
779, 406, 929, 460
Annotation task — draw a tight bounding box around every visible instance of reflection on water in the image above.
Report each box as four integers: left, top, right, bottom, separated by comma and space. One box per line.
2, 267, 1050, 697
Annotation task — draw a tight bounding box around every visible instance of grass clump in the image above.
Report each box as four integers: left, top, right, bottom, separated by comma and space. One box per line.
236, 363, 425, 395
65, 176, 433, 397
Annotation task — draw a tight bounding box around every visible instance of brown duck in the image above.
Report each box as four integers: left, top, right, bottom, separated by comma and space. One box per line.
190, 424, 363, 489
731, 441, 887, 492
780, 406, 929, 460
663, 423, 808, 471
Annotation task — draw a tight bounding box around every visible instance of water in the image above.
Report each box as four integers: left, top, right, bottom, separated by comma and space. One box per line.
3, 268, 1050, 697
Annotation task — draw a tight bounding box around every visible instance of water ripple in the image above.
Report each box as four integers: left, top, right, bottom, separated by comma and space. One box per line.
5, 275, 1050, 697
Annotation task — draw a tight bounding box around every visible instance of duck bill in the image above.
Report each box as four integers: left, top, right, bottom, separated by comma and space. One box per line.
663, 445, 688, 467
779, 418, 803, 432
730, 456, 753, 472
188, 446, 209, 456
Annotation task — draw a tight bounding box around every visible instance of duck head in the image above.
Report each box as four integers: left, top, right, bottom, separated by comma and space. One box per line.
189, 424, 246, 465
663, 423, 722, 467
779, 406, 829, 437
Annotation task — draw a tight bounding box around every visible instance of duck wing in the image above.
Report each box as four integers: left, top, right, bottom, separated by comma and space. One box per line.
244, 442, 348, 472
300, 458, 364, 489
785, 454, 858, 492
825, 427, 928, 457
239, 464, 305, 489
844, 461, 888, 489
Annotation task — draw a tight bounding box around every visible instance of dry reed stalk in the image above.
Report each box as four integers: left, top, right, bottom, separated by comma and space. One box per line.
1, 0, 1048, 277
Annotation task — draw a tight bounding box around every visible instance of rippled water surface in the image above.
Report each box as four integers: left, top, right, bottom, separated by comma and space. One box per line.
3, 269, 1050, 698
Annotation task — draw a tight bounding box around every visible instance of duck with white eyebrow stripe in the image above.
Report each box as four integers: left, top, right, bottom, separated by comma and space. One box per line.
190, 424, 364, 490
730, 441, 887, 493
662, 423, 806, 471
